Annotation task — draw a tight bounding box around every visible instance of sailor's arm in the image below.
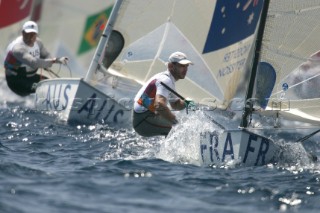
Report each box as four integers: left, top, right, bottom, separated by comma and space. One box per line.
12, 45, 55, 69
38, 39, 68, 65
154, 94, 178, 124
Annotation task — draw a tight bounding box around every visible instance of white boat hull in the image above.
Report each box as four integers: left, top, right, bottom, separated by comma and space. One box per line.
200, 129, 277, 166
35, 78, 135, 126
35, 78, 80, 122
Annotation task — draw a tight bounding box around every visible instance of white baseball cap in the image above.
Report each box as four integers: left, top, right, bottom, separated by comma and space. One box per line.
168, 51, 193, 65
22, 21, 38, 34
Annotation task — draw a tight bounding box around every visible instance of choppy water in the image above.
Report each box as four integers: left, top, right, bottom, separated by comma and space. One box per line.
1, 84, 320, 213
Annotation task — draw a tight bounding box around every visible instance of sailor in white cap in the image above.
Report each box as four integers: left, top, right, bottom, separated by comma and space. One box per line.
132, 51, 194, 137
4, 21, 68, 96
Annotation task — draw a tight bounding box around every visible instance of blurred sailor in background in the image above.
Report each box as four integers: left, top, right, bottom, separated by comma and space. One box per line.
3, 21, 68, 96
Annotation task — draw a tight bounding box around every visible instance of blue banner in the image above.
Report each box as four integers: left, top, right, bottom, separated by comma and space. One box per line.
203, 0, 264, 53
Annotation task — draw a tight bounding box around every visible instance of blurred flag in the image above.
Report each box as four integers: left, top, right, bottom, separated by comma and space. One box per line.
77, 6, 113, 55
0, 0, 34, 28
203, 0, 264, 53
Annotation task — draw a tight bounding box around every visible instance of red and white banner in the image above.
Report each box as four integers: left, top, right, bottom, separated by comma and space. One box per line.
0, 0, 34, 29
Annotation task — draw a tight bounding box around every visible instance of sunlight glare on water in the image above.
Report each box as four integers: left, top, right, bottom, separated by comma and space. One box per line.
1, 88, 320, 212
85, 125, 161, 161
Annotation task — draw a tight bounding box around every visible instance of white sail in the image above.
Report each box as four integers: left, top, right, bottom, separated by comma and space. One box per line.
38, 0, 116, 78
85, 0, 264, 110
258, 1, 320, 124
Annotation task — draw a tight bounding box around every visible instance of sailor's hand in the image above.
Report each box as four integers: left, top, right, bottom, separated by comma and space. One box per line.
184, 98, 196, 109
56, 57, 69, 65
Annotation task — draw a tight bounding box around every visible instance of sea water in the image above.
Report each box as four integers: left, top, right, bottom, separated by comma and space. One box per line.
0, 86, 320, 213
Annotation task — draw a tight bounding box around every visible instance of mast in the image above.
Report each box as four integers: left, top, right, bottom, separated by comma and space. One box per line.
84, 0, 123, 82
240, 0, 270, 128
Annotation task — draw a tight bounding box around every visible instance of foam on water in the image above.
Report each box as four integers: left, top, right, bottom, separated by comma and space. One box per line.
273, 138, 320, 170
156, 110, 223, 166
155, 109, 320, 169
